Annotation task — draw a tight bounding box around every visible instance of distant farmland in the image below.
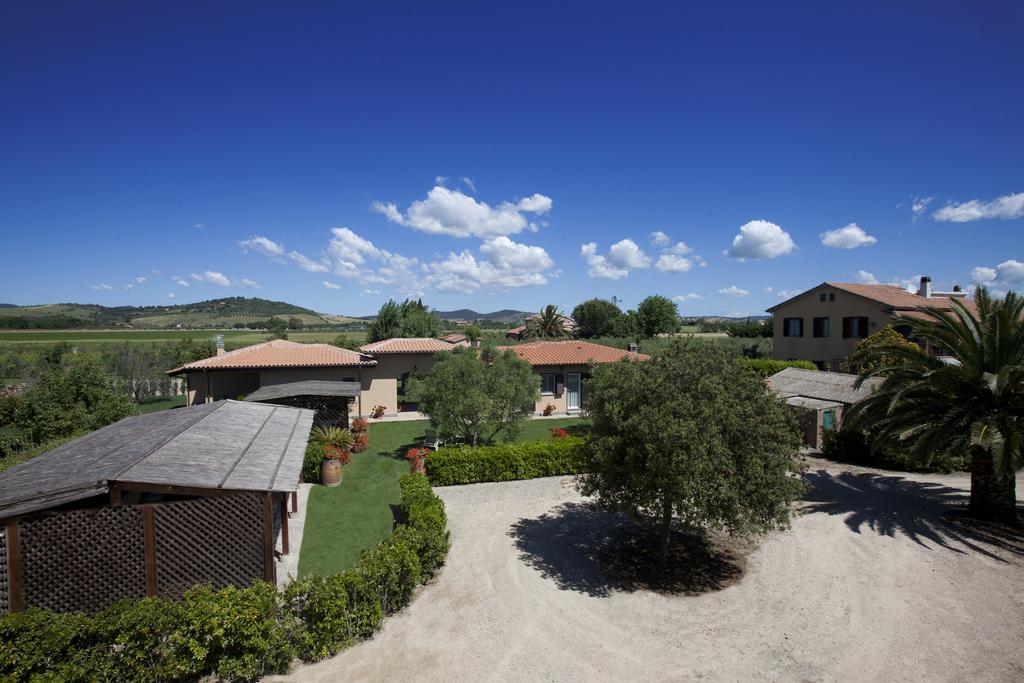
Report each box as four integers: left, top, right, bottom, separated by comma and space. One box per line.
0, 329, 365, 348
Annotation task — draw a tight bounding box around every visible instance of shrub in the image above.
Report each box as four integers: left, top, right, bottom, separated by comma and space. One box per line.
350, 418, 369, 433
822, 427, 967, 473
740, 358, 817, 377
302, 441, 326, 483
351, 433, 369, 453
310, 426, 355, 451
426, 437, 585, 486
549, 427, 569, 439
0, 474, 450, 681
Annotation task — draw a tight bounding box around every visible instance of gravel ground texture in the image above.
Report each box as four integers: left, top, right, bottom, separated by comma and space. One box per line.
280, 458, 1024, 682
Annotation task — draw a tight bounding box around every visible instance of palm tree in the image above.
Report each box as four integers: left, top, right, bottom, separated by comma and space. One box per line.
846, 287, 1023, 523
526, 305, 567, 339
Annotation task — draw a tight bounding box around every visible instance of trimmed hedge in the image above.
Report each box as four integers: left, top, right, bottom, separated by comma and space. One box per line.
426, 437, 585, 486
0, 474, 450, 682
740, 358, 817, 377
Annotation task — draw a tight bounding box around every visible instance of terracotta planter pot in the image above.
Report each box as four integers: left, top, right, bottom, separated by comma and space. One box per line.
321, 459, 342, 487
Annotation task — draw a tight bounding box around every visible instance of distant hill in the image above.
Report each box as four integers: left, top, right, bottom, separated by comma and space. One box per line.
0, 297, 364, 329
434, 308, 532, 323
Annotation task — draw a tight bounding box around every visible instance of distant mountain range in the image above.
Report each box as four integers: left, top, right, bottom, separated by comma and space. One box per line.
357, 308, 533, 323
0, 297, 363, 329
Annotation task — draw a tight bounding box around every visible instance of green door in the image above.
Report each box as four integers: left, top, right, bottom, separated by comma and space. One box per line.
822, 409, 836, 431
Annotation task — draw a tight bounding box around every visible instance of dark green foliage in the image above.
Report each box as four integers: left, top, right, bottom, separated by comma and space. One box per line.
303, 440, 327, 483
740, 358, 817, 377
265, 317, 289, 340
427, 437, 585, 485
636, 295, 679, 338
0, 474, 450, 680
572, 298, 622, 338
579, 340, 805, 567
841, 324, 921, 375
367, 299, 443, 342
526, 305, 568, 338
698, 319, 773, 337
821, 427, 967, 474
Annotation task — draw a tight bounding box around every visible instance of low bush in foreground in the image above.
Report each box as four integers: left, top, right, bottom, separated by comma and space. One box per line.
821, 427, 967, 473
426, 437, 585, 486
0, 474, 449, 682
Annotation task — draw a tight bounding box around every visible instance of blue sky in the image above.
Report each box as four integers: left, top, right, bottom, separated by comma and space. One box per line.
1, 1, 1022, 317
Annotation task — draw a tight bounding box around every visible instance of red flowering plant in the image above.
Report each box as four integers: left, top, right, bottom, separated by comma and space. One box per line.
323, 444, 353, 465
371, 405, 386, 419
549, 428, 570, 439
351, 433, 370, 453
542, 403, 557, 416
406, 447, 430, 474
350, 418, 369, 433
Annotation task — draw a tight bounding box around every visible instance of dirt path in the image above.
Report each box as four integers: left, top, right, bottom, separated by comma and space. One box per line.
281, 461, 1024, 682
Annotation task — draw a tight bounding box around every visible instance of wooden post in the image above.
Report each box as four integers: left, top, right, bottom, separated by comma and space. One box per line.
6, 522, 22, 612
262, 492, 275, 582
291, 490, 298, 514
279, 495, 290, 555
109, 483, 122, 506
143, 507, 157, 596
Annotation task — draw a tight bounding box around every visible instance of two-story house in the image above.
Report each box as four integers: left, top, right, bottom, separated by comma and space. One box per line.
767, 276, 974, 367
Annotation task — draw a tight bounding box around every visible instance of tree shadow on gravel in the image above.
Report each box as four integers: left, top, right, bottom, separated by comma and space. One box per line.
508, 502, 747, 598
803, 470, 1024, 562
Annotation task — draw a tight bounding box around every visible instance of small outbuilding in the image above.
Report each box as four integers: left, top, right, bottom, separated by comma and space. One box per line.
0, 400, 313, 614
767, 367, 882, 448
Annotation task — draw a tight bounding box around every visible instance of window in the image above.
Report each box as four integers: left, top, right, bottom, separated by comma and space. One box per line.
842, 316, 869, 339
813, 317, 830, 337
829, 292, 835, 302
540, 373, 556, 395
783, 317, 803, 337
819, 293, 826, 302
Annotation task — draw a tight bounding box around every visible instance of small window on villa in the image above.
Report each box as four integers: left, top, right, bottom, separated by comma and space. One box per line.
783, 317, 803, 337
540, 373, 556, 394
829, 293, 835, 302
819, 293, 826, 302
813, 317, 830, 337
842, 316, 869, 339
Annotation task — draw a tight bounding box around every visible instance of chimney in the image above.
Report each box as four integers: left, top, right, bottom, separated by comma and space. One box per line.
627, 342, 639, 353
918, 276, 932, 298
215, 335, 225, 356
953, 285, 961, 292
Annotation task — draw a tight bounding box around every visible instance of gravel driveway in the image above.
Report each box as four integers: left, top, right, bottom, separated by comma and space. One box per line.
283, 461, 1024, 682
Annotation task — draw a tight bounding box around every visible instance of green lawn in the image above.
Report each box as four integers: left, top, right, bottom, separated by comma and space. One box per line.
137, 395, 187, 413
297, 416, 584, 577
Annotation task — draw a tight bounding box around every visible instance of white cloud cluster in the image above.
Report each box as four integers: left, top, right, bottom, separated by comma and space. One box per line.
239, 236, 284, 259
581, 242, 629, 280
855, 270, 879, 284
371, 185, 552, 238
136, 276, 146, 284
673, 293, 703, 302
583, 232, 704, 279
971, 260, 1024, 291
911, 196, 933, 220
172, 276, 190, 288
289, 251, 330, 273
322, 281, 341, 290
718, 285, 749, 297
934, 192, 1024, 222
190, 271, 232, 287
820, 223, 877, 249
648, 230, 670, 246
91, 283, 115, 291
725, 220, 796, 260
428, 236, 556, 293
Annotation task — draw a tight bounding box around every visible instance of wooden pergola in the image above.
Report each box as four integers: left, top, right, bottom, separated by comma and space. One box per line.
244, 379, 360, 427
0, 400, 314, 614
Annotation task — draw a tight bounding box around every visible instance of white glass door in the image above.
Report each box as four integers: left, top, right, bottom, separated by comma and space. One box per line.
566, 373, 581, 410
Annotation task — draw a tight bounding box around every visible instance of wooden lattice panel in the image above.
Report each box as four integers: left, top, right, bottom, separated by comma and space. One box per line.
19, 506, 146, 613
0, 526, 8, 614
153, 494, 265, 599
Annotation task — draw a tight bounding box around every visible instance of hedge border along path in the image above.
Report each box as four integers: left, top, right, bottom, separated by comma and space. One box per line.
0, 474, 450, 683
426, 437, 586, 486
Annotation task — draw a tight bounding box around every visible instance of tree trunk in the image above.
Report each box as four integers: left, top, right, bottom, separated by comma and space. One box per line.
658, 496, 672, 570
969, 447, 1019, 524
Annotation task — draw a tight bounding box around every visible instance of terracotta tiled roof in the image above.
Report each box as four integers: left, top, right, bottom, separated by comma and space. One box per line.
358, 337, 456, 354
769, 282, 977, 316
496, 340, 650, 366
168, 340, 375, 374
442, 333, 467, 343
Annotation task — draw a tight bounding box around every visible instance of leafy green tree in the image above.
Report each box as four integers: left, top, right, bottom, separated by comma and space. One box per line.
572, 298, 622, 338
367, 299, 443, 341
846, 289, 1024, 523
636, 295, 679, 338
578, 340, 804, 568
368, 300, 403, 342
287, 317, 305, 331
414, 347, 538, 445
14, 356, 137, 444
614, 309, 642, 338
841, 325, 921, 375
266, 317, 288, 340
526, 305, 567, 338
331, 334, 364, 351
464, 323, 482, 344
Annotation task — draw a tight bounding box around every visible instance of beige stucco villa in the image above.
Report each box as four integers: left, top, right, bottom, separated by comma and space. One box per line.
168, 337, 454, 418
496, 340, 649, 415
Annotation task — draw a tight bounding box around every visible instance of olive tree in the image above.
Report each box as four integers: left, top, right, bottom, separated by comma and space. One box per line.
578, 340, 804, 568
413, 346, 538, 445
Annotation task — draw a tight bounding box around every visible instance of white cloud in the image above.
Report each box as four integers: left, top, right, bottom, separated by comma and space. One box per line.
136, 276, 146, 284
971, 260, 1024, 289
323, 281, 342, 290
328, 227, 383, 269
820, 223, 877, 249
289, 251, 330, 273
194, 223, 204, 230
461, 177, 476, 193
172, 276, 190, 288
362, 289, 381, 295
667, 241, 692, 255
427, 237, 555, 294
655, 254, 694, 272
934, 192, 1024, 222
239, 278, 259, 289
776, 289, 800, 299
725, 220, 796, 260
673, 293, 703, 301
124, 284, 134, 291
608, 239, 651, 269
167, 292, 175, 300
434, 175, 448, 186
239, 235, 284, 259
581, 243, 628, 280
91, 283, 115, 291
718, 285, 749, 297
911, 196, 933, 220
372, 185, 553, 238
855, 270, 879, 285
190, 271, 232, 287
649, 230, 670, 246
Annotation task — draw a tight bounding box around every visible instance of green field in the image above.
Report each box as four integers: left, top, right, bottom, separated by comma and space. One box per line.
0, 329, 366, 347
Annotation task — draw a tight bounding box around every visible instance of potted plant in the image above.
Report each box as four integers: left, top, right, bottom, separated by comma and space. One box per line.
542, 403, 557, 416
406, 447, 430, 475
311, 426, 355, 487
371, 405, 386, 419
350, 417, 369, 434
351, 433, 369, 453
